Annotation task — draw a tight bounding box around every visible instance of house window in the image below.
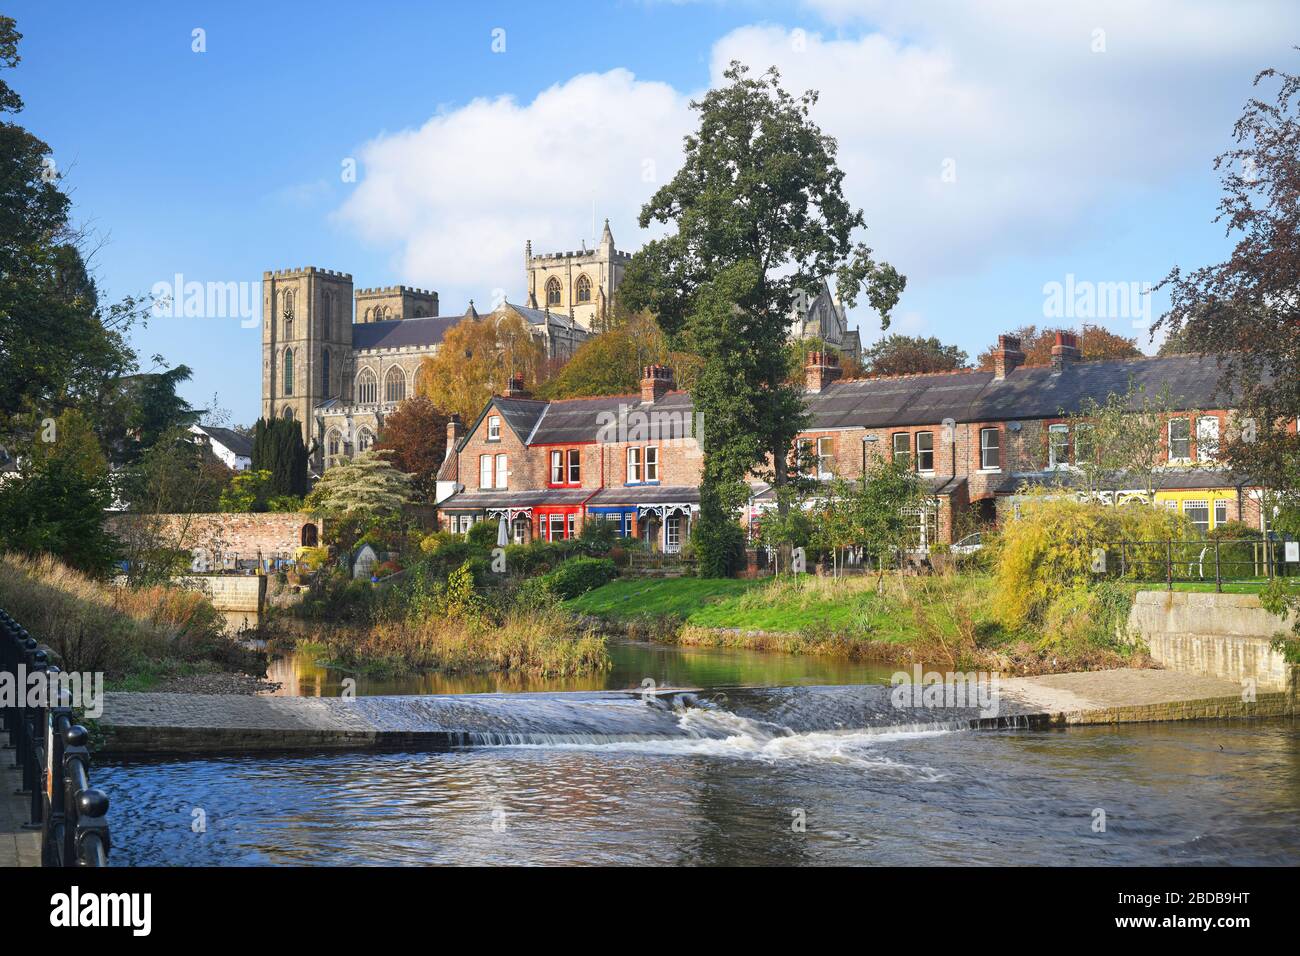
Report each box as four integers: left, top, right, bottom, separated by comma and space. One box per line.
548, 513, 566, 541
915, 431, 934, 472
568, 513, 576, 538
356, 368, 377, 404
495, 453, 507, 489
487, 416, 501, 441
892, 432, 910, 466
546, 277, 562, 307
666, 514, 682, 551
479, 455, 492, 489
459, 516, 473, 534
1168, 418, 1191, 462
627, 446, 642, 483
816, 437, 833, 479
979, 428, 1000, 470
283, 348, 294, 396
576, 274, 592, 303
1196, 416, 1220, 462
1214, 499, 1229, 527
644, 446, 658, 482
550, 450, 564, 484
385, 367, 406, 403
1184, 499, 1210, 534
568, 448, 581, 483
1048, 424, 1070, 467
1074, 424, 1094, 466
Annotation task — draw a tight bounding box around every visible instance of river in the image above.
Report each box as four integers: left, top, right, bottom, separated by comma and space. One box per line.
96, 640, 1300, 866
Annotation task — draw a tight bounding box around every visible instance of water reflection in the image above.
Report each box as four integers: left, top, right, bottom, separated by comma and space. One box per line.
265, 641, 901, 697
98, 718, 1300, 866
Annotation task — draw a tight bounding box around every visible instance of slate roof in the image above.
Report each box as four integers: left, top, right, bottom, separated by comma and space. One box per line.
440, 488, 594, 510
350, 315, 461, 351
587, 485, 701, 506
503, 302, 582, 330
527, 391, 696, 445
751, 476, 964, 500
993, 467, 1248, 495
196, 425, 253, 459
808, 354, 1234, 429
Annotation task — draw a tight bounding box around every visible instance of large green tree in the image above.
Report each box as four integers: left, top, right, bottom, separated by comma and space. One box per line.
1155, 62, 1300, 527
0, 17, 137, 430
864, 334, 968, 376
251, 417, 309, 499
622, 62, 905, 574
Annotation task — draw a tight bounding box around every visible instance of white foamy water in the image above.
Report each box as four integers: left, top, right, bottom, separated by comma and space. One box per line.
509, 704, 955, 779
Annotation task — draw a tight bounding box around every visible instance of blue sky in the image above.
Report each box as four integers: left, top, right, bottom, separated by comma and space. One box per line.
9, 1, 1295, 424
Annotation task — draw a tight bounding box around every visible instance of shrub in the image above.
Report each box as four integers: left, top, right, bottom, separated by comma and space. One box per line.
466, 520, 500, 550
992, 494, 1194, 630
1040, 580, 1135, 652
693, 515, 746, 578
541, 556, 617, 600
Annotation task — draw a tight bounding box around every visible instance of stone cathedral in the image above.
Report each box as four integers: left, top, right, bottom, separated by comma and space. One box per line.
261, 220, 860, 473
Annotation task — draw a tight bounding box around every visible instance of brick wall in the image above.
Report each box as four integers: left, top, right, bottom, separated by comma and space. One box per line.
106, 512, 322, 559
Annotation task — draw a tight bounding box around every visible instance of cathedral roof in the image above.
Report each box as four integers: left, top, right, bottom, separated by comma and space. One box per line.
351, 315, 461, 351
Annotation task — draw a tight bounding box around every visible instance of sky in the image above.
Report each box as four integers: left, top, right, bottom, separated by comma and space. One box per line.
9, 0, 1299, 425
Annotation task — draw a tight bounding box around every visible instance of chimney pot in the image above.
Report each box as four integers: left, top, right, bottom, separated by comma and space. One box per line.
804, 349, 842, 393
1050, 330, 1082, 370
641, 364, 675, 404
993, 333, 1026, 380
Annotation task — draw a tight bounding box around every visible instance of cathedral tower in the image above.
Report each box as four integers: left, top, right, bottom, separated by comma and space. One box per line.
525, 219, 628, 332
261, 266, 354, 446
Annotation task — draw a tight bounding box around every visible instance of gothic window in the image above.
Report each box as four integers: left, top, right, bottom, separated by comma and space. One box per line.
546, 277, 562, 306
321, 294, 332, 338
321, 349, 331, 396
283, 291, 294, 337
364, 308, 373, 323
281, 406, 293, 421
358, 428, 375, 453
283, 348, 294, 396
356, 368, 378, 405
415, 362, 433, 397
323, 429, 340, 468
575, 274, 592, 303
385, 367, 406, 403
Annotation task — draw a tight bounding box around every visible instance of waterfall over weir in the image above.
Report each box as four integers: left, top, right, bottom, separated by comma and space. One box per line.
336, 683, 1034, 750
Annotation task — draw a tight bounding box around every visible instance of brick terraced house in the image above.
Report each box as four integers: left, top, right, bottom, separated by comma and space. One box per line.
434, 332, 1275, 551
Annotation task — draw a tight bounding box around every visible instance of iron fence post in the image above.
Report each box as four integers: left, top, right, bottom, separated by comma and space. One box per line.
1167, 540, 1173, 590
1214, 539, 1222, 593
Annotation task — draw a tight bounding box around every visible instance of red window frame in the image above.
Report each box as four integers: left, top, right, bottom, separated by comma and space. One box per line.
535, 506, 581, 541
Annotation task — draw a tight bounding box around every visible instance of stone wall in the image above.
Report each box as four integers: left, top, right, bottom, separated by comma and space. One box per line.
106, 512, 323, 563
1128, 590, 1296, 690
172, 574, 266, 612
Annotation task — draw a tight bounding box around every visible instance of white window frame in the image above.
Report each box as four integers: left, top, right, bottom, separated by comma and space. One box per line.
627, 446, 642, 483
1214, 499, 1229, 528
1196, 416, 1220, 462
816, 437, 833, 480
479, 455, 492, 490
644, 445, 658, 482
495, 453, 507, 490
979, 427, 1000, 471
568, 448, 581, 484
550, 450, 563, 484
666, 514, 682, 551
892, 432, 910, 466
487, 415, 501, 442
1183, 498, 1210, 534
1168, 418, 1191, 463
915, 431, 934, 473
549, 513, 565, 541
1048, 424, 1070, 468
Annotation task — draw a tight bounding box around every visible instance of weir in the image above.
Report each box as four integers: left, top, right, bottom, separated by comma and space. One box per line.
97, 669, 1295, 756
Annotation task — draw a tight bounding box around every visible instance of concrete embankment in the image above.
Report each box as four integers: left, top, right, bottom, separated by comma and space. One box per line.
1128, 590, 1295, 690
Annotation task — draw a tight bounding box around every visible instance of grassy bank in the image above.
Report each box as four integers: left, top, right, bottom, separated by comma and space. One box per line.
569, 572, 1148, 674
281, 606, 609, 678
0, 552, 262, 690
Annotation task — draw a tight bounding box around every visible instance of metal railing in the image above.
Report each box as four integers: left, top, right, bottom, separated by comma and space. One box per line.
1091, 538, 1296, 591
0, 609, 111, 866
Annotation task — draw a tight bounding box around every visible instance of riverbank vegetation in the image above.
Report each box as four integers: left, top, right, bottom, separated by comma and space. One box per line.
0, 552, 261, 689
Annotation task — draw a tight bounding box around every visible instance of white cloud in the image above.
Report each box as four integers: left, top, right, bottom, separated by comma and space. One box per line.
334, 2, 1300, 316
335, 69, 692, 304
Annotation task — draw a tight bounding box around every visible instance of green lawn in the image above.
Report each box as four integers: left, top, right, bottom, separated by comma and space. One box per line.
568, 573, 995, 641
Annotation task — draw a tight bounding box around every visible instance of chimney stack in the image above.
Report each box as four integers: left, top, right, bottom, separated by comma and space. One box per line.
641, 365, 675, 404
992, 334, 1025, 380
1050, 331, 1081, 371
445, 414, 462, 460
505, 372, 529, 398
805, 350, 843, 393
